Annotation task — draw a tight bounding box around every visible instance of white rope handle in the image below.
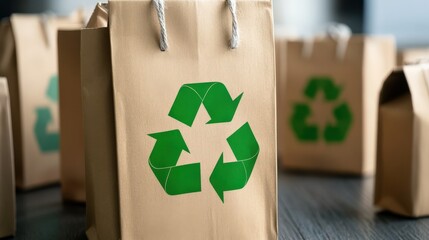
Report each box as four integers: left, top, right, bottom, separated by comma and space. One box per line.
227, 0, 239, 49
40, 13, 53, 48
153, 0, 168, 51
153, 0, 239, 51
327, 23, 352, 60
302, 23, 351, 60
302, 36, 315, 59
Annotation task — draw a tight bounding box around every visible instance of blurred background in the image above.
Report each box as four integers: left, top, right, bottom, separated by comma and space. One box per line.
1, 0, 429, 48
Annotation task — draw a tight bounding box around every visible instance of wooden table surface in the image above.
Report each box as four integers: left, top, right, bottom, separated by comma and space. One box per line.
6, 173, 428, 240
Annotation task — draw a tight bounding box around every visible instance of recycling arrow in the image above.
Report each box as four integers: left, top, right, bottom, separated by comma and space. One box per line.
148, 130, 201, 195
290, 104, 318, 141
304, 76, 342, 101
46, 75, 59, 102
290, 76, 353, 143
34, 107, 60, 152
168, 82, 243, 127
324, 103, 353, 142
34, 75, 59, 152
149, 81, 259, 202
210, 122, 259, 202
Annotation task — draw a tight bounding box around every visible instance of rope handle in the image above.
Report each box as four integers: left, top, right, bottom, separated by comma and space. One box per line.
302, 23, 352, 60
40, 13, 54, 48
153, 0, 239, 51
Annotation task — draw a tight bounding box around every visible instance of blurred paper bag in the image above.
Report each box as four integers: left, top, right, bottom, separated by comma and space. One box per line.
82, 3, 120, 240
398, 48, 429, 65
0, 14, 82, 188
84, 1, 278, 239
58, 30, 85, 202
276, 36, 288, 160
375, 65, 429, 217
280, 36, 395, 175
0, 78, 15, 238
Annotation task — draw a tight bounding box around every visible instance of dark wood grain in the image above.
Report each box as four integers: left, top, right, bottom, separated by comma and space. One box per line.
7, 185, 86, 240
7, 173, 429, 239
279, 173, 429, 240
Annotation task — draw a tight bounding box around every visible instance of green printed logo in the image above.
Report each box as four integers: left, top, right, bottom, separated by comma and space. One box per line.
290, 76, 353, 143
168, 82, 242, 126
34, 75, 59, 152
148, 82, 259, 202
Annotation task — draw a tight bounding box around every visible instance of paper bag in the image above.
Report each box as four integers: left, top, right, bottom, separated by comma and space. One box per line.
81, 4, 120, 240
276, 36, 288, 159
58, 30, 85, 202
375, 64, 429, 217
97, 0, 277, 239
0, 77, 15, 237
280, 36, 396, 175
0, 14, 83, 188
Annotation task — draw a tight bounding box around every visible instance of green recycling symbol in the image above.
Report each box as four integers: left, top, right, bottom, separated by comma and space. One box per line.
148, 82, 259, 202
290, 76, 353, 142
34, 75, 59, 152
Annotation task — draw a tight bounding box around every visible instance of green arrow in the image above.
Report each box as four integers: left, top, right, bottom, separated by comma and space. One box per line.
289, 104, 318, 141
210, 122, 259, 202
148, 130, 201, 195
304, 77, 341, 101
46, 75, 59, 102
168, 82, 243, 127
34, 107, 60, 152
324, 102, 353, 142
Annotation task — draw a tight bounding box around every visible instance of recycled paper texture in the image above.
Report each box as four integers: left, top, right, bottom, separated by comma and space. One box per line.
81, 4, 120, 240
0, 78, 15, 237
0, 14, 83, 188
58, 30, 85, 202
375, 64, 429, 217
106, 0, 277, 239
280, 36, 395, 175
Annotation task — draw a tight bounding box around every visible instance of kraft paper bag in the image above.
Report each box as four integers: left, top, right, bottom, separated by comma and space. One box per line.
81, 4, 120, 240
276, 36, 288, 159
398, 48, 429, 65
280, 36, 396, 175
0, 13, 83, 189
105, 0, 277, 239
375, 64, 429, 217
58, 30, 85, 202
0, 78, 16, 238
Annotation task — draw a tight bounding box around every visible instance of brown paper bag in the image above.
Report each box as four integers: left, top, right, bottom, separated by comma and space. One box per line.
58, 30, 85, 202
375, 64, 429, 217
280, 36, 396, 175
398, 48, 429, 65
0, 77, 15, 238
0, 14, 83, 189
276, 36, 288, 159
86, 0, 277, 239
81, 4, 120, 240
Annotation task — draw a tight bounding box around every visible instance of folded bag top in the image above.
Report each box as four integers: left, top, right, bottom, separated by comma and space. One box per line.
375, 64, 429, 217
